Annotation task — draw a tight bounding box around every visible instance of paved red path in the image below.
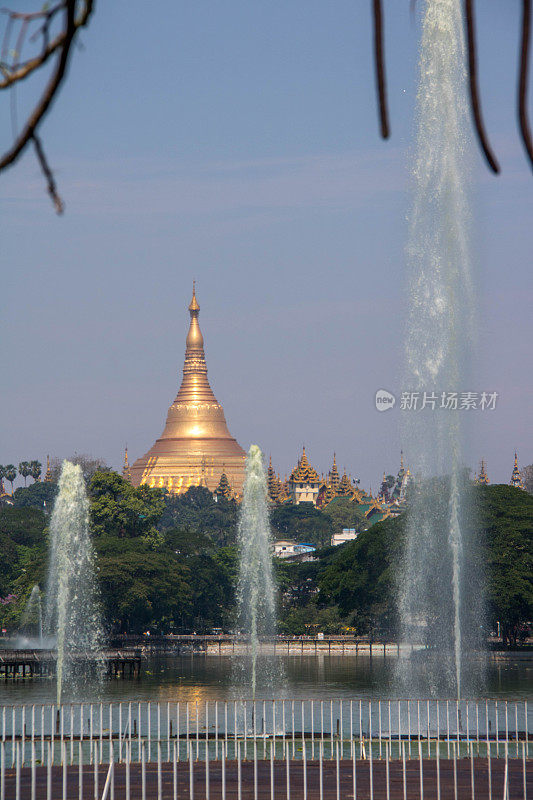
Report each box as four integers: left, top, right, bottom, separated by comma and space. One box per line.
3, 757, 531, 799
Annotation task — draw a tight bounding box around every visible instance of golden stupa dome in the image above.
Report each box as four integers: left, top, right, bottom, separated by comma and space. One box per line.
130, 284, 246, 495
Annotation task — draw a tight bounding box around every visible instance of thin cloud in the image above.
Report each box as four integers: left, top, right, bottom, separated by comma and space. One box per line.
3, 148, 407, 221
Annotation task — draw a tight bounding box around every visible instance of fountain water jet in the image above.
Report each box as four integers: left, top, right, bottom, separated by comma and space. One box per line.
45, 461, 105, 704
236, 445, 277, 699
18, 584, 43, 647
397, 0, 484, 697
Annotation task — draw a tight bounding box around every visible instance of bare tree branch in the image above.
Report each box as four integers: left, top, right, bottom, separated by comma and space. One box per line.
464, 0, 500, 173
32, 132, 64, 214
372, 0, 390, 139
518, 0, 533, 170
0, 1, 92, 89
0, 1, 93, 210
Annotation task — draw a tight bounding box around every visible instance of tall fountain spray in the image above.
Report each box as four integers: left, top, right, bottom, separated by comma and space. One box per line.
18, 585, 43, 646
45, 461, 105, 704
398, 0, 484, 697
236, 445, 277, 698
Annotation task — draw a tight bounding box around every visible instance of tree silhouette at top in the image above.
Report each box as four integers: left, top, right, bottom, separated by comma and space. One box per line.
4, 465, 17, 494
18, 462, 31, 486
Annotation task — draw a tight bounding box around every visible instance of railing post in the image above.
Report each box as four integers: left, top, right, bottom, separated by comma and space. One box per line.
15, 741, 20, 800
47, 741, 52, 800
319, 740, 323, 800
418, 740, 423, 800
221, 741, 226, 800
402, 741, 407, 800
78, 740, 83, 800
189, 742, 194, 800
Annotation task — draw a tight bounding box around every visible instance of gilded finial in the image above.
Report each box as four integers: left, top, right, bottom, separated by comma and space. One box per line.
477, 459, 489, 485
400, 449, 404, 470
122, 446, 132, 483
189, 280, 200, 313
44, 454, 53, 482
510, 451, 524, 489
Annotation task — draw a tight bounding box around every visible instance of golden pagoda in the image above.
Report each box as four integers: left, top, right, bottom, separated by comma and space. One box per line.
328, 453, 340, 495
509, 452, 524, 490
476, 459, 489, 485
338, 469, 354, 497
214, 468, 233, 500
130, 284, 246, 495
288, 446, 321, 504
44, 455, 53, 482
267, 455, 282, 503
122, 446, 132, 483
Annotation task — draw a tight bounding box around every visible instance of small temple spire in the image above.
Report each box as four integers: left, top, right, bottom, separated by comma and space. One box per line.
44, 455, 52, 482
214, 466, 232, 500
477, 459, 489, 485
510, 452, 524, 490
400, 450, 404, 470
329, 452, 340, 494
122, 446, 132, 483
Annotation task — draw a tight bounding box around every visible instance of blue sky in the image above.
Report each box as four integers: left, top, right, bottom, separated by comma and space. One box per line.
1, 1, 531, 487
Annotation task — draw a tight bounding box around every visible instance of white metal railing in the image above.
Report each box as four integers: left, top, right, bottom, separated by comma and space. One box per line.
1, 734, 530, 800
0, 698, 530, 765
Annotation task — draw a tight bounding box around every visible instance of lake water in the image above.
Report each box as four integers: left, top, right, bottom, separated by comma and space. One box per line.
0, 654, 531, 707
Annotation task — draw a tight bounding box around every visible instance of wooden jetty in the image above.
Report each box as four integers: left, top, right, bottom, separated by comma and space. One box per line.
0, 649, 142, 681
2, 757, 531, 799
110, 633, 408, 657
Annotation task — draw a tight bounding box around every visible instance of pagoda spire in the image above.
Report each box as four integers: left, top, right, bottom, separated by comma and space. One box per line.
44, 455, 52, 482
510, 452, 524, 489
214, 466, 232, 500
477, 459, 489, 485
174, 282, 218, 404
122, 446, 132, 483
329, 453, 340, 495
267, 455, 279, 502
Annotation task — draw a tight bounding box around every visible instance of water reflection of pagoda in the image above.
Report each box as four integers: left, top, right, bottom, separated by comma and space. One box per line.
130, 285, 246, 496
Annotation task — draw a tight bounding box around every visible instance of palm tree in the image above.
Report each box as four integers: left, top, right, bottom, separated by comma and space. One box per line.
4, 465, 17, 494
18, 462, 31, 486
29, 461, 42, 483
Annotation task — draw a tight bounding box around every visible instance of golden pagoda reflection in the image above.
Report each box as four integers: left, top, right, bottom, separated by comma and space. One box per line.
130, 284, 246, 496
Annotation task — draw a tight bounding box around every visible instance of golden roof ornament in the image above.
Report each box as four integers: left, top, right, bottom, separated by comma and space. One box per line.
214, 467, 233, 500
122, 446, 132, 483
44, 455, 53, 482
189, 280, 200, 312
476, 459, 490, 485
510, 452, 524, 489
289, 446, 320, 484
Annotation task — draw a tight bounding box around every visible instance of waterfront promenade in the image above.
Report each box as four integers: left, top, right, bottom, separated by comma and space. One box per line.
2, 753, 531, 799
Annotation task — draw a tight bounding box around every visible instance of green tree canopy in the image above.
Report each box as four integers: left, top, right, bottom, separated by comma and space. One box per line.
475, 485, 533, 646
13, 481, 57, 511
321, 497, 369, 532
159, 486, 238, 547
270, 503, 333, 547
89, 470, 166, 540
